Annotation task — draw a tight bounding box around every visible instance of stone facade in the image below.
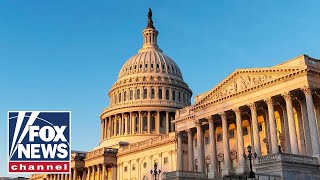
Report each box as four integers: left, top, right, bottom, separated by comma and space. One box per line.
30, 10, 320, 180
173, 54, 320, 179
30, 9, 192, 180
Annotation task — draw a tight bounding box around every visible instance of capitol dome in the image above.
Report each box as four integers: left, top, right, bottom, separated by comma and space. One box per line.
99, 9, 192, 148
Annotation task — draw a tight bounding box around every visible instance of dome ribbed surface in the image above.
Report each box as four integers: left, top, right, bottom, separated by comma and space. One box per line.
118, 50, 183, 80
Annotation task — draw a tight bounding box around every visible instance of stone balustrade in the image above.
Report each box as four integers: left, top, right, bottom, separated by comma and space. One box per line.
118, 132, 176, 153
163, 170, 206, 179
257, 153, 319, 165
85, 147, 117, 159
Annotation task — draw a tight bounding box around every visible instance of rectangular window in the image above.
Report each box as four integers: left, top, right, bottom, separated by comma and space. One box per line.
164, 157, 169, 164
151, 88, 155, 99
137, 89, 140, 99
178, 92, 181, 102
205, 136, 210, 145
258, 123, 263, 132
143, 89, 147, 99
132, 165, 136, 171
229, 130, 235, 139
172, 90, 176, 101
130, 90, 133, 100
166, 89, 170, 100
158, 88, 162, 99
217, 133, 222, 142
243, 127, 248, 136
124, 166, 128, 172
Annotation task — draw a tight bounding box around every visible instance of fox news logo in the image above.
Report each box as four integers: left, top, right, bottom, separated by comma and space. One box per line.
8, 111, 71, 173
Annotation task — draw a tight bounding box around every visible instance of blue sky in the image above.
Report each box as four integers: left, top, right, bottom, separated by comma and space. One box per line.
0, 0, 319, 177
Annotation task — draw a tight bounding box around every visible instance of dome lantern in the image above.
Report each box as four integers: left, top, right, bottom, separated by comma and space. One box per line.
139, 8, 162, 53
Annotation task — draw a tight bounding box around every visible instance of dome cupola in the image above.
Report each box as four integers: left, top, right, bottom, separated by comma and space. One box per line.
99, 9, 192, 148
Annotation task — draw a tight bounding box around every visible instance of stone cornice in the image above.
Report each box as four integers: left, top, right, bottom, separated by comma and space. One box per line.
173, 115, 195, 124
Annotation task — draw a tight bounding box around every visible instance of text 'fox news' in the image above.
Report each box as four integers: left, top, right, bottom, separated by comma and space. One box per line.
8, 111, 71, 173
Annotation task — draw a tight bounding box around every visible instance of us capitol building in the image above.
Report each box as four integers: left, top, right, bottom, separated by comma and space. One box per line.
31, 9, 320, 180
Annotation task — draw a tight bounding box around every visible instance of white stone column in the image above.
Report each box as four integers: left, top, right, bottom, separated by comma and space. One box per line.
156, 111, 160, 134
147, 111, 151, 134
139, 111, 142, 134
166, 111, 169, 133
301, 98, 313, 156
111, 165, 117, 180
207, 116, 218, 178
221, 112, 231, 176
101, 120, 104, 141
196, 120, 205, 173
82, 169, 87, 180
73, 168, 77, 180
125, 114, 128, 135
266, 98, 279, 154
92, 166, 96, 180
249, 103, 261, 156
315, 101, 320, 143
282, 106, 291, 153
187, 129, 194, 172
87, 167, 91, 180
155, 86, 158, 99
109, 117, 113, 137
113, 117, 116, 136
120, 113, 124, 135
283, 92, 299, 154
162, 86, 165, 100
102, 164, 106, 180
177, 131, 183, 170
97, 165, 101, 180
234, 108, 246, 173
302, 87, 320, 157
131, 112, 135, 134
104, 119, 107, 139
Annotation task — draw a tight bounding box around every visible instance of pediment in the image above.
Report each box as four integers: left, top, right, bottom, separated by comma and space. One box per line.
194, 67, 303, 106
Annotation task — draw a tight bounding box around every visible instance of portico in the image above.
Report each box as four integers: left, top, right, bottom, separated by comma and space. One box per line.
173, 55, 320, 179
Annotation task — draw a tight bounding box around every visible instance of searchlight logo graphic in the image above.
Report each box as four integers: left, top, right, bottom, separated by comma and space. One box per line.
8, 111, 71, 173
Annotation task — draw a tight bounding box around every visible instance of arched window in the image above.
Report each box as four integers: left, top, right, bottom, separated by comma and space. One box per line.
119, 93, 122, 102
124, 91, 127, 101
137, 89, 140, 99
143, 88, 147, 99
151, 88, 155, 99
158, 88, 162, 99
166, 89, 170, 100
178, 92, 181, 102
130, 90, 133, 100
